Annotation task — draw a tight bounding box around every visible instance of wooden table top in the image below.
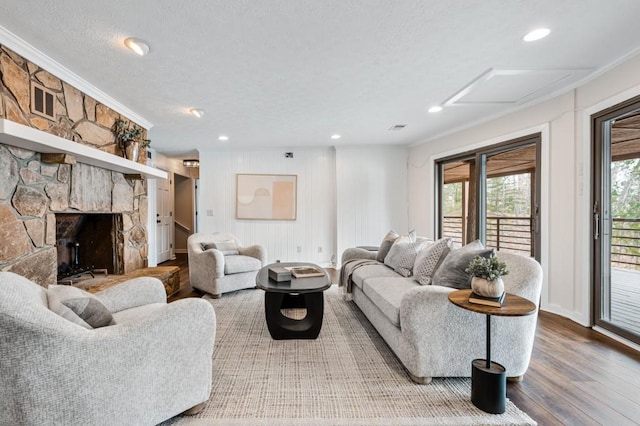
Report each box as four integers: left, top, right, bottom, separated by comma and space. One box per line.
448, 289, 537, 317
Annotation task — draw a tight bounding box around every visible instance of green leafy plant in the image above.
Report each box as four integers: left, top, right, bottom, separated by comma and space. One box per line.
112, 119, 150, 151
465, 255, 509, 281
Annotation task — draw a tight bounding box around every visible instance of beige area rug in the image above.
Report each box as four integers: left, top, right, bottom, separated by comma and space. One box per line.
165, 286, 536, 426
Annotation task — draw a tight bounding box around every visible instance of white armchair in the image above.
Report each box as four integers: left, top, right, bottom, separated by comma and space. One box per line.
187, 232, 267, 298
0, 271, 216, 426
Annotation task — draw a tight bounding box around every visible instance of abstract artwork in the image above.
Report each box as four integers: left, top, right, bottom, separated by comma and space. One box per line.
236, 174, 297, 220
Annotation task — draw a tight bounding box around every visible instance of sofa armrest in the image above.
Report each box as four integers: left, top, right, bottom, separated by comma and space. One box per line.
95, 277, 166, 313
341, 247, 378, 266
9, 298, 216, 425
194, 248, 225, 278
239, 244, 267, 266
399, 284, 538, 377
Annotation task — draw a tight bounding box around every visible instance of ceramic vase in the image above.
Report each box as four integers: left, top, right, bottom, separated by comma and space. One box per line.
471, 276, 504, 297
124, 141, 140, 162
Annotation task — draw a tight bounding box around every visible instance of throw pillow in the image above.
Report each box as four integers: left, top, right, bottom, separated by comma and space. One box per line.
413, 237, 453, 285
384, 238, 428, 277
202, 240, 239, 256
376, 230, 400, 262
201, 242, 216, 251
431, 242, 494, 289
47, 285, 113, 329
62, 297, 113, 328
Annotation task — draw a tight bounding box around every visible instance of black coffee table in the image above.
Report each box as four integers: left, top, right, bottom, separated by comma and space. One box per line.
256, 262, 331, 340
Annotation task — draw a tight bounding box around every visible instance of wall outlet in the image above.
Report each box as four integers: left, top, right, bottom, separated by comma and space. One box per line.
318, 246, 322, 253
297, 246, 302, 253
206, 209, 214, 216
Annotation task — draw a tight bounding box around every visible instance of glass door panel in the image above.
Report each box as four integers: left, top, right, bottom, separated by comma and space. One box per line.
442, 161, 472, 246
483, 145, 537, 257
594, 107, 640, 343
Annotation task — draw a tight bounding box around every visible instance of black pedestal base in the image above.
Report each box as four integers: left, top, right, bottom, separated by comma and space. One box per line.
264, 292, 324, 340
471, 359, 506, 414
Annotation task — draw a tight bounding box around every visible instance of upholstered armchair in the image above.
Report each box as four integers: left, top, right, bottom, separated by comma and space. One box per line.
188, 232, 267, 298
0, 271, 216, 426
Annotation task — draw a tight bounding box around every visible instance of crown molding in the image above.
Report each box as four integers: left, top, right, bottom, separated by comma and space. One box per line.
0, 25, 153, 130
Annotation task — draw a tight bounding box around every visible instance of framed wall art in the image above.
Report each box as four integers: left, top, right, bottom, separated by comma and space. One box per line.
236, 174, 297, 220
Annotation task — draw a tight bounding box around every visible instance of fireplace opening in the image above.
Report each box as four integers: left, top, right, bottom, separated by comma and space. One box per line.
56, 213, 124, 281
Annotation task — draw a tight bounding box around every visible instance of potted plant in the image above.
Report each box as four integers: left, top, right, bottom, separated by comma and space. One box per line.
465, 255, 509, 297
112, 119, 150, 162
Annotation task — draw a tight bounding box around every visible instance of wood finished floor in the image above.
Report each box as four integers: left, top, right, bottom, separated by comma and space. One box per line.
163, 254, 640, 425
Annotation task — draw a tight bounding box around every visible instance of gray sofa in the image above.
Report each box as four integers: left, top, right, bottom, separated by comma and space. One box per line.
0, 271, 216, 425
341, 246, 542, 384
188, 232, 267, 298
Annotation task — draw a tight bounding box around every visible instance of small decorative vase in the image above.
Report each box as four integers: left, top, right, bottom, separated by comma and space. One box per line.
124, 141, 140, 162
471, 276, 504, 297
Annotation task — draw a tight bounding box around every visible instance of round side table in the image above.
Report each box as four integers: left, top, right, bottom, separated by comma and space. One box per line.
448, 289, 536, 414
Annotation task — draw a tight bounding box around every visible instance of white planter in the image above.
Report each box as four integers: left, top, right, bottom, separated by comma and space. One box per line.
471, 276, 504, 297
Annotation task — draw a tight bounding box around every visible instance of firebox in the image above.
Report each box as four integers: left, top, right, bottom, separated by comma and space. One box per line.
56, 213, 124, 280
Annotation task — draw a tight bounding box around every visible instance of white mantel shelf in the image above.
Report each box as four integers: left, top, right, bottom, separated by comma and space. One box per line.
0, 119, 167, 179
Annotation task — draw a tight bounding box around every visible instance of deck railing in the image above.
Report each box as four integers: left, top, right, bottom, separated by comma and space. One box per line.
443, 216, 533, 255
443, 216, 640, 270
612, 218, 640, 270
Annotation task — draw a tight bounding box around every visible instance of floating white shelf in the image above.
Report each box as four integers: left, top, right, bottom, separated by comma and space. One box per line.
0, 119, 167, 179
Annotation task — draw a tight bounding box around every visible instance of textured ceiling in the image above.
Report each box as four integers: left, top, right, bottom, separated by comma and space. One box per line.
1, 1, 640, 158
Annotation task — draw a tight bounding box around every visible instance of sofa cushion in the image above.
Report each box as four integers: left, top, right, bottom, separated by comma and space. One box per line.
47, 285, 111, 329
413, 237, 453, 285
352, 264, 401, 289
432, 240, 494, 289
224, 255, 262, 274
384, 237, 427, 277
362, 277, 419, 327
376, 230, 400, 262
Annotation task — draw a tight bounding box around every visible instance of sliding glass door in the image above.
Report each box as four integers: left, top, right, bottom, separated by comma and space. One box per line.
593, 98, 640, 344
437, 134, 540, 261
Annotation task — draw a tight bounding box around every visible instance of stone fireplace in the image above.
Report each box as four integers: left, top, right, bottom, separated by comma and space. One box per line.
0, 44, 152, 287
0, 146, 149, 286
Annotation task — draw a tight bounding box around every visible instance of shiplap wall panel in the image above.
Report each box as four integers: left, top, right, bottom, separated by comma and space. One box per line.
335, 146, 408, 264
198, 148, 336, 265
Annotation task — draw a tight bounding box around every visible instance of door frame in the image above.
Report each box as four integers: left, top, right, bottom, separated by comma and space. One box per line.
435, 133, 542, 262
591, 94, 640, 345
429, 124, 549, 308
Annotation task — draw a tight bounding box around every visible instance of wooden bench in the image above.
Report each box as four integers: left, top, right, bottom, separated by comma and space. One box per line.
86, 266, 181, 297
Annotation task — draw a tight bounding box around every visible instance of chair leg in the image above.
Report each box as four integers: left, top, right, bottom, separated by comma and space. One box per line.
507, 375, 524, 383
210, 293, 221, 299
182, 402, 206, 415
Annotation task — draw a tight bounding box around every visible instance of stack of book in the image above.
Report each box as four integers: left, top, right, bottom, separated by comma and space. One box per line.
468, 291, 505, 307
285, 266, 325, 278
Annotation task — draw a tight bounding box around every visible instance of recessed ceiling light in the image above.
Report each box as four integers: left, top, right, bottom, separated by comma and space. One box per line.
124, 37, 150, 56
190, 108, 205, 118
428, 106, 443, 113
523, 28, 550, 42
218, 135, 228, 141
331, 134, 341, 140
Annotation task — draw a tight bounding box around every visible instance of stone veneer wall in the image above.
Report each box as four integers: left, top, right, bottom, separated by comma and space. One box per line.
0, 45, 149, 286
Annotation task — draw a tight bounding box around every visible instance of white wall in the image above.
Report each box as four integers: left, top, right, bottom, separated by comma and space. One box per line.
198, 147, 336, 265
335, 146, 409, 262
408, 53, 640, 327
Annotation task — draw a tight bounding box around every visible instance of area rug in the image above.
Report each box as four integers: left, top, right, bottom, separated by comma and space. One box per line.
165, 286, 536, 425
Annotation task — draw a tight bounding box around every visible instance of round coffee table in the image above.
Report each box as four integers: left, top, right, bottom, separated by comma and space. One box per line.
256, 262, 331, 340
448, 289, 536, 414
